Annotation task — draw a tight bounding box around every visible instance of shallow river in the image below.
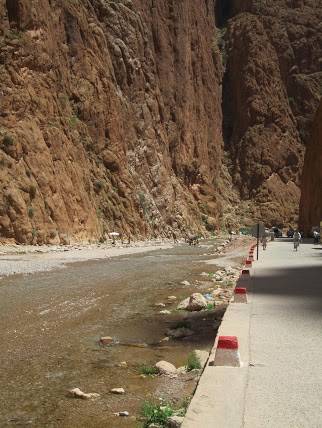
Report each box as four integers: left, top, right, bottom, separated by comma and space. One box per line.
0, 240, 234, 427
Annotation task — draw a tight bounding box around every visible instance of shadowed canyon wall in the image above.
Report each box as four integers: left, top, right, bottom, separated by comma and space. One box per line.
220, 0, 322, 227
0, 0, 321, 243
300, 101, 322, 233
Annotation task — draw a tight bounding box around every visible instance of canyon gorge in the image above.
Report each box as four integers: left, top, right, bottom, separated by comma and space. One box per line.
0, 0, 321, 244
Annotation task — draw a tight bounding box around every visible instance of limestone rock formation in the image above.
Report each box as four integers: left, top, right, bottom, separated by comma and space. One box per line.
299, 101, 322, 233
0, 0, 223, 243
0, 0, 321, 243
219, 0, 322, 227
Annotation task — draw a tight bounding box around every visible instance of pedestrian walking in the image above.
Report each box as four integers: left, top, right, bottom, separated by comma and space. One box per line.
293, 230, 301, 251
261, 234, 268, 250
313, 230, 320, 244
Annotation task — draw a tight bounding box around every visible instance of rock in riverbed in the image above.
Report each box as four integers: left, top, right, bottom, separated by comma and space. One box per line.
68, 388, 100, 400
177, 297, 190, 310
187, 293, 207, 311
155, 360, 177, 375
99, 336, 113, 345
168, 416, 185, 427
114, 411, 129, 417
110, 388, 125, 394
159, 310, 171, 315
167, 327, 194, 338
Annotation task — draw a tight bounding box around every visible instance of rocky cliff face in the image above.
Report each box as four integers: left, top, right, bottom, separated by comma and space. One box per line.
299, 101, 322, 233
0, 0, 321, 244
0, 0, 223, 243
220, 0, 322, 226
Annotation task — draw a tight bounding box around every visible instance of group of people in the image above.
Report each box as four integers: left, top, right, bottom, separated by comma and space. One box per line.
260, 229, 302, 251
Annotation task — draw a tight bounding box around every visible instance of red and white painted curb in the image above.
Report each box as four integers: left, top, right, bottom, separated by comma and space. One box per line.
233, 286, 247, 303
212, 336, 240, 367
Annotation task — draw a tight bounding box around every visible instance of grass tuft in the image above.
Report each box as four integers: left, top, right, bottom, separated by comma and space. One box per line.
186, 351, 201, 372
141, 401, 174, 427
138, 364, 159, 376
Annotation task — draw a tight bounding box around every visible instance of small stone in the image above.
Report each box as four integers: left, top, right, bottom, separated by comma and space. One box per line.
167, 327, 194, 338
187, 293, 207, 311
114, 411, 129, 417
181, 280, 190, 286
155, 302, 166, 307
117, 361, 128, 368
168, 416, 184, 427
167, 296, 177, 301
155, 360, 177, 375
160, 336, 170, 342
159, 310, 171, 314
99, 336, 113, 345
177, 297, 190, 310
110, 388, 125, 394
68, 388, 100, 400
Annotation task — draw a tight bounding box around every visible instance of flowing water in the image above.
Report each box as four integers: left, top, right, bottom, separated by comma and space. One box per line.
0, 241, 232, 427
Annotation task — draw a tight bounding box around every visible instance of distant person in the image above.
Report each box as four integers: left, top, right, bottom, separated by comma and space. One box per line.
293, 230, 301, 251
261, 234, 268, 250
172, 231, 178, 244
313, 230, 320, 244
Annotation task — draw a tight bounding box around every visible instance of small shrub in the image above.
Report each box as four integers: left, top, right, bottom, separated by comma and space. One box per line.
68, 115, 79, 128
141, 401, 174, 427
3, 135, 14, 147
186, 351, 201, 372
29, 185, 36, 200
27, 207, 34, 218
206, 303, 215, 311
138, 365, 159, 376
93, 180, 104, 193
49, 230, 57, 239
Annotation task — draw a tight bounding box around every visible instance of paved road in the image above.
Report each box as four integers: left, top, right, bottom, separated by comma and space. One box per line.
183, 240, 322, 428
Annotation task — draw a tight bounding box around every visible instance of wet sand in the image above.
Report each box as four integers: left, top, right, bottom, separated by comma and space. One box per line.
0, 239, 249, 427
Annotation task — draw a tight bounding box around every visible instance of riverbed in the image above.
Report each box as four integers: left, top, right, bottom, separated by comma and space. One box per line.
0, 239, 247, 427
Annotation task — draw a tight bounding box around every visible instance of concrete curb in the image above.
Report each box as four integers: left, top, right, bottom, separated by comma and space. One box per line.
183, 255, 254, 428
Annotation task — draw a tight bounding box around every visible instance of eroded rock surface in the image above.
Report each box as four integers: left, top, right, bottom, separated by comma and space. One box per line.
220, 0, 322, 226
0, 0, 223, 243
300, 101, 322, 233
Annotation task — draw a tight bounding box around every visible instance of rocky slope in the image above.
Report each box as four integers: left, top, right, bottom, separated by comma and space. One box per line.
0, 0, 321, 243
220, 0, 322, 226
0, 0, 223, 243
299, 101, 322, 233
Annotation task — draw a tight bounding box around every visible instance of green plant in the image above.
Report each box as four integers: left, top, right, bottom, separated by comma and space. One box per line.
68, 115, 79, 128
3, 135, 14, 147
185, 351, 201, 372
27, 207, 34, 219
93, 180, 104, 193
49, 230, 57, 239
206, 303, 215, 311
29, 185, 36, 200
138, 191, 148, 215
141, 401, 174, 427
138, 364, 159, 376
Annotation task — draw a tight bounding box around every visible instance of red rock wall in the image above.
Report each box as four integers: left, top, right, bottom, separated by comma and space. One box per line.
220, 0, 322, 227
299, 102, 322, 233
0, 0, 224, 243
1, 0, 321, 243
